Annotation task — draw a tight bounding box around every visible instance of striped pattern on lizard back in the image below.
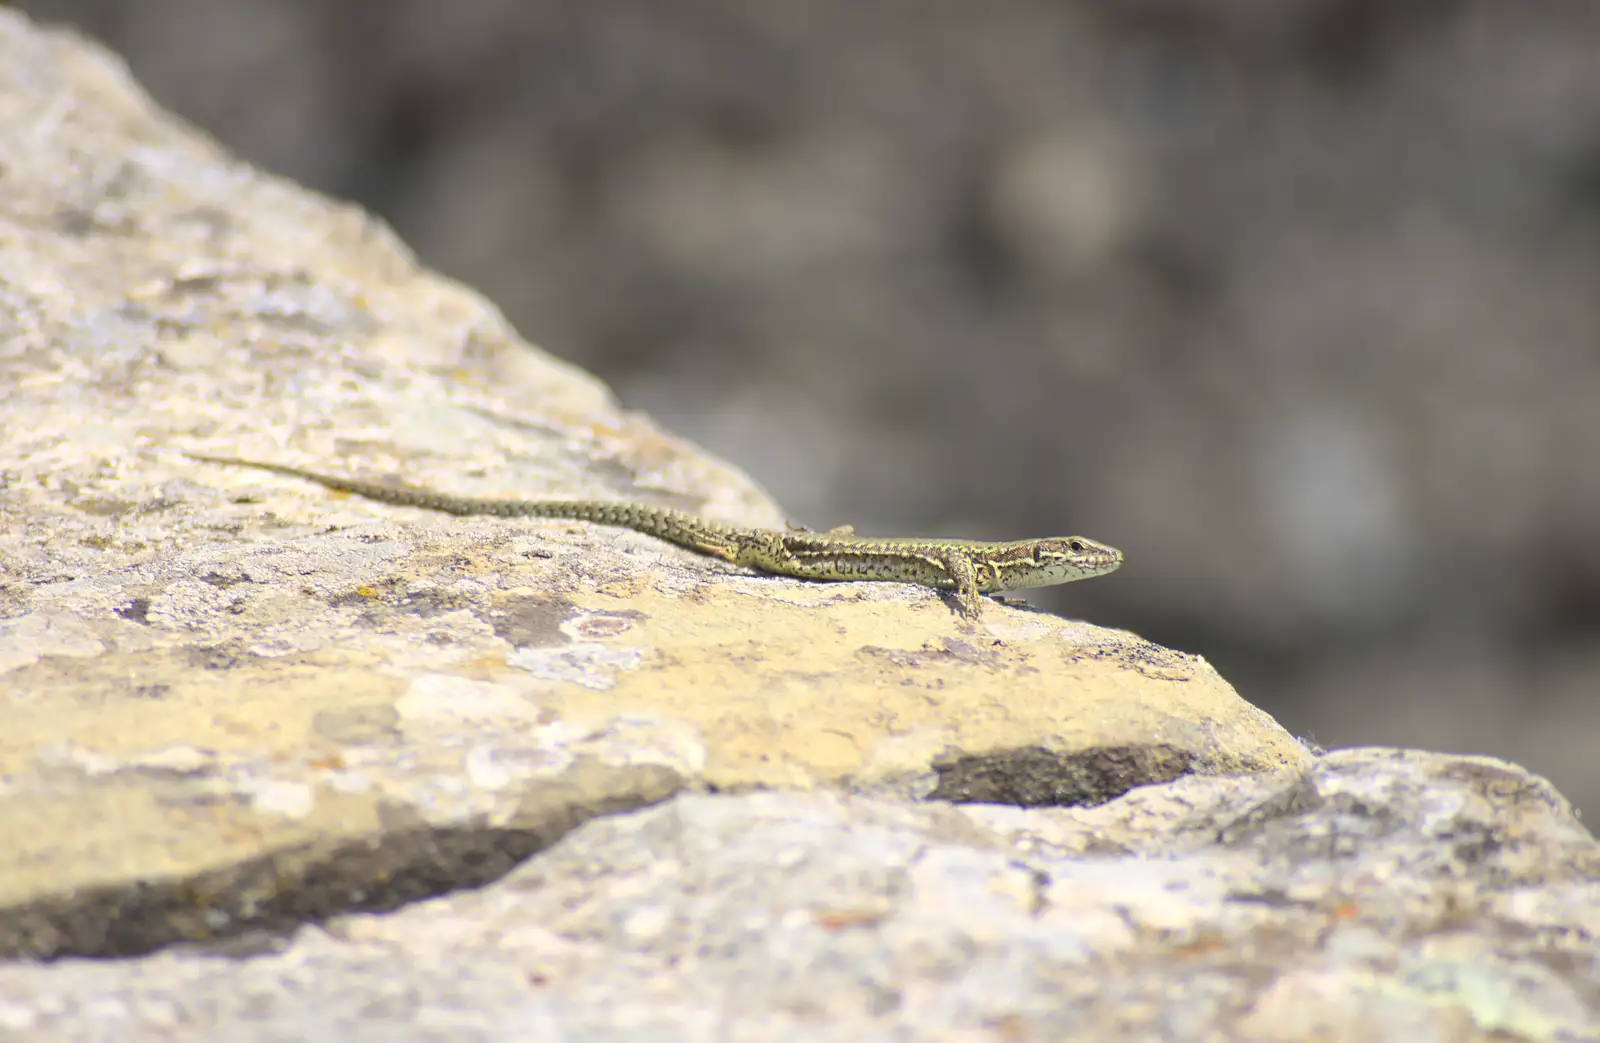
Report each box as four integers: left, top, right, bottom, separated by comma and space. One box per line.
186, 453, 1124, 618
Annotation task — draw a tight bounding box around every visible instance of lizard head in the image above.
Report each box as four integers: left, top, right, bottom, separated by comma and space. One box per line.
991, 535, 1123, 589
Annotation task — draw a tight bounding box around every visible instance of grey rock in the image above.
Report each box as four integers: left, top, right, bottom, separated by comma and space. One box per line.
0, 11, 1594, 1042
2, 750, 1595, 1041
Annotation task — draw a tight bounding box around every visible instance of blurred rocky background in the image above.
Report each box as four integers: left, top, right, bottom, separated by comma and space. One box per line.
18, 0, 1599, 816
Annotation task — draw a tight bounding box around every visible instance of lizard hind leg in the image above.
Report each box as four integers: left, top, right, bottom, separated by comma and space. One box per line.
684, 531, 741, 563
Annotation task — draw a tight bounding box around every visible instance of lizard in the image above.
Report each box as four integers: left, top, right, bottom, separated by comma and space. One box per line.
186, 453, 1123, 619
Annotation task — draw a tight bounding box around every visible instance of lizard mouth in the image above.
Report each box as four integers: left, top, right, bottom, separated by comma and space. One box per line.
1072, 548, 1124, 578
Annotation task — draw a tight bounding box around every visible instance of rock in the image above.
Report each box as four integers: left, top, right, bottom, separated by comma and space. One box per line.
0, 8, 1303, 965
2, 750, 1596, 1041
2, 11, 1593, 1042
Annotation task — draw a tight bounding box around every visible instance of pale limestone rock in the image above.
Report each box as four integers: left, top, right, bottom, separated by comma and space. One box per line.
0, 8, 1304, 964
6, 11, 1594, 1043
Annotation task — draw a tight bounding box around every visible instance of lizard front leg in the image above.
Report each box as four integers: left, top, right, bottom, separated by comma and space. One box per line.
940, 548, 984, 619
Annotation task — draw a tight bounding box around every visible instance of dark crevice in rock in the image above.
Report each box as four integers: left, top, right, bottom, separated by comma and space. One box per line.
115, 597, 152, 625
928, 743, 1197, 807
0, 764, 684, 962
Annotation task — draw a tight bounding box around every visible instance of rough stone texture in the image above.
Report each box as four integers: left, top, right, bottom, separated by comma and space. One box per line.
0, 7, 1303, 972
2, 750, 1596, 1042
16, 0, 1600, 820
3, 14, 1595, 1041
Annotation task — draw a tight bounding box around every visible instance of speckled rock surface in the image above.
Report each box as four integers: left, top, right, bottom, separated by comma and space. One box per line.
4, 13, 1594, 1042
0, 10, 1304, 965
3, 749, 1596, 1042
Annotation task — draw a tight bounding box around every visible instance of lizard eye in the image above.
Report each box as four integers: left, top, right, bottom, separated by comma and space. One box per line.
1068, 539, 1086, 553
